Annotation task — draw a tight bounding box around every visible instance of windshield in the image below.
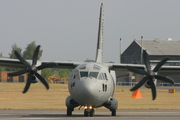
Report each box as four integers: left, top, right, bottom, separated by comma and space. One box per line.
80, 71, 99, 78
89, 72, 99, 78
80, 71, 88, 78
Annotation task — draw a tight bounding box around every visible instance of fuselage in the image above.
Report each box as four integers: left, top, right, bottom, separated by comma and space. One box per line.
68, 62, 116, 108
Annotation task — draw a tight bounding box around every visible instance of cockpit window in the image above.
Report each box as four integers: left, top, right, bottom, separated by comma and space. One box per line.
80, 71, 88, 78
93, 64, 101, 70
71, 70, 79, 79
79, 64, 86, 70
89, 72, 99, 78
98, 73, 103, 80
98, 73, 108, 80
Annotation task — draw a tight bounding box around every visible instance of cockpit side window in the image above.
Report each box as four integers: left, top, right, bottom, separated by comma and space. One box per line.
71, 70, 79, 79
98, 73, 108, 80
98, 73, 103, 80
89, 72, 99, 78
102, 73, 106, 80
80, 71, 88, 78
104, 73, 108, 80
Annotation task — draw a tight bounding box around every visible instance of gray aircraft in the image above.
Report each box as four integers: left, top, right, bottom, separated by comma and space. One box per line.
0, 3, 178, 117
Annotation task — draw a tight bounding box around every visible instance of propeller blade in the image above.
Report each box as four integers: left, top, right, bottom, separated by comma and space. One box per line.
149, 79, 156, 100
37, 63, 58, 70
32, 45, 40, 65
8, 69, 29, 76
15, 51, 30, 67
127, 66, 146, 75
35, 72, 49, 90
153, 58, 170, 72
23, 74, 32, 93
143, 50, 151, 72
155, 75, 174, 84
130, 77, 148, 91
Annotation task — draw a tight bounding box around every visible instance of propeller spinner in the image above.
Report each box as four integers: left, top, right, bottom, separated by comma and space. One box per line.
127, 50, 174, 100
8, 45, 57, 93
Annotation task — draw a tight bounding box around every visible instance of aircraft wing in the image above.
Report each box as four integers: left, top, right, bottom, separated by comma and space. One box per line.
41, 61, 83, 69
158, 66, 180, 75
0, 58, 27, 68
0, 58, 83, 69
1, 57, 180, 75
106, 63, 180, 75
108, 63, 145, 72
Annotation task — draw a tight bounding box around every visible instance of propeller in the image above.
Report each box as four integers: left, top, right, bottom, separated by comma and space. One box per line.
127, 50, 174, 100
8, 45, 57, 93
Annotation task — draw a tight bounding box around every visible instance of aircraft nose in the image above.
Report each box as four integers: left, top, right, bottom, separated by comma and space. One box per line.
77, 78, 98, 105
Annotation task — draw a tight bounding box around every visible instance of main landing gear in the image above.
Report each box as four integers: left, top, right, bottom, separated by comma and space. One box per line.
67, 108, 74, 116
111, 110, 116, 116
84, 105, 94, 117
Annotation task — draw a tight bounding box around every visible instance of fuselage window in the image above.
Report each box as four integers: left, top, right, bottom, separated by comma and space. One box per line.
89, 72, 99, 78
80, 71, 88, 78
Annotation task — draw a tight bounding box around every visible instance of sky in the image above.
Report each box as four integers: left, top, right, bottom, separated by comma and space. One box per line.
1, 0, 180, 63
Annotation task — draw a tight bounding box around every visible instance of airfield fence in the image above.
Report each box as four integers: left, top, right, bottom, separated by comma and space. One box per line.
116, 82, 180, 87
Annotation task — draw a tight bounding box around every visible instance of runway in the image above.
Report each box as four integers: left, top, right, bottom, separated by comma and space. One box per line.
0, 109, 180, 120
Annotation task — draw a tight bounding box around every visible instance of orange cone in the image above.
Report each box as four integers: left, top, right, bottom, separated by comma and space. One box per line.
131, 89, 142, 98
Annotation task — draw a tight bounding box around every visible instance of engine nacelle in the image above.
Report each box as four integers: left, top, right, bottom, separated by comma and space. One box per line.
144, 79, 157, 88
66, 96, 79, 108
103, 97, 118, 111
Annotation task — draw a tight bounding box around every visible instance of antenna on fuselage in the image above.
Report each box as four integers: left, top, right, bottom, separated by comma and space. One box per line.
95, 3, 104, 63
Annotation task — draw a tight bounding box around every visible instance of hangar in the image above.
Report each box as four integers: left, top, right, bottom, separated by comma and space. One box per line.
0, 71, 27, 82
117, 38, 180, 85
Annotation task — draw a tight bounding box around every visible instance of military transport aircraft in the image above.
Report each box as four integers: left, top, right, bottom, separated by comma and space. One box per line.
0, 3, 178, 117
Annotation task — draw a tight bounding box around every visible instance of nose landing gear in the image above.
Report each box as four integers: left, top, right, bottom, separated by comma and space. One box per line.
84, 105, 94, 117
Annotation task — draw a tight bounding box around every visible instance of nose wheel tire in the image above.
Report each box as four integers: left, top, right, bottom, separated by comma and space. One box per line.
84, 109, 95, 117
90, 109, 94, 117
84, 109, 88, 117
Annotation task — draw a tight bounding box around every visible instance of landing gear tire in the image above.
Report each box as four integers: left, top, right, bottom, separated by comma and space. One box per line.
112, 110, 116, 116
67, 108, 73, 116
90, 109, 94, 117
84, 109, 89, 117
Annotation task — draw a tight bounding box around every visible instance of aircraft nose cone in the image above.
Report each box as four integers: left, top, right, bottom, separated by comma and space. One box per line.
76, 78, 98, 105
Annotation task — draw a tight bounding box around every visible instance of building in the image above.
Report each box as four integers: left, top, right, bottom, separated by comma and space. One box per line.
0, 71, 27, 82
118, 38, 180, 85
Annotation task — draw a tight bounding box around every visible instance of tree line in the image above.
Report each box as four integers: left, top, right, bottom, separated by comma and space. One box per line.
0, 41, 71, 79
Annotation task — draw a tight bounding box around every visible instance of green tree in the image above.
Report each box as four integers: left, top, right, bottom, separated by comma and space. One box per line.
50, 68, 71, 78
58, 69, 71, 78
0, 52, 2, 57
23, 41, 43, 60
9, 43, 22, 59
0, 53, 6, 71
41, 68, 53, 79
6, 43, 23, 71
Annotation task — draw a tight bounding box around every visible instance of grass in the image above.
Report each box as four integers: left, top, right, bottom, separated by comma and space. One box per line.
0, 83, 180, 109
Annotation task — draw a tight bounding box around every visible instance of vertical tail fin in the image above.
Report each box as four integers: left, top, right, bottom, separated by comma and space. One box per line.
95, 3, 104, 63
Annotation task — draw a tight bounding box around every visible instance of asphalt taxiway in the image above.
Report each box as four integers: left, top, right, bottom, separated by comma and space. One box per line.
0, 109, 180, 120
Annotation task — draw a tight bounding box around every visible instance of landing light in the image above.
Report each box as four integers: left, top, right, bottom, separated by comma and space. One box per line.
84, 105, 93, 110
